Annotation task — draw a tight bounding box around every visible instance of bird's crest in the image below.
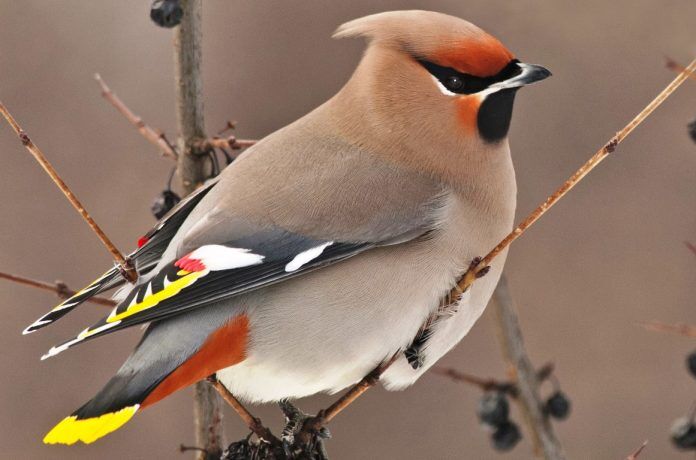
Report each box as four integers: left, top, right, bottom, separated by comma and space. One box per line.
334, 10, 513, 78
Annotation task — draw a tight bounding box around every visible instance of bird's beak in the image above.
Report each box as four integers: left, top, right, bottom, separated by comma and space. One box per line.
489, 62, 551, 92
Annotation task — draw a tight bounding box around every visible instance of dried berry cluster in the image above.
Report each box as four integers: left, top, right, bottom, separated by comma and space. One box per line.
477, 391, 521, 451
476, 381, 570, 452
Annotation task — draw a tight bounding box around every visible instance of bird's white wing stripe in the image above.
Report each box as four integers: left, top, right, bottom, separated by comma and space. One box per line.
285, 242, 334, 272
41, 321, 122, 360
188, 245, 265, 271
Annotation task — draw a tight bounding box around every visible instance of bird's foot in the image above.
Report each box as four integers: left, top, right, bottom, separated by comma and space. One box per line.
279, 400, 331, 459
469, 256, 491, 279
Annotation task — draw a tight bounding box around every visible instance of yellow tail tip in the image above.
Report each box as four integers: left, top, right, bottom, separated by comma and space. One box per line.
43, 405, 139, 445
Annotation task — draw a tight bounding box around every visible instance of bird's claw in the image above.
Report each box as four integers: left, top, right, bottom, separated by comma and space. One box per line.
468, 256, 490, 279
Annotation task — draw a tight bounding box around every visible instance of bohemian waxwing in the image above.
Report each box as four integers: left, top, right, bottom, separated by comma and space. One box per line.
26, 10, 550, 445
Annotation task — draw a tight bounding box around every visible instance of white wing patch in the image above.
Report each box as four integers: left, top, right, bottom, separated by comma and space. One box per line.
188, 245, 265, 271
285, 242, 333, 272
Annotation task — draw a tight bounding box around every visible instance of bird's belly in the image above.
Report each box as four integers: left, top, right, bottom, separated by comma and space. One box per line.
215, 233, 507, 403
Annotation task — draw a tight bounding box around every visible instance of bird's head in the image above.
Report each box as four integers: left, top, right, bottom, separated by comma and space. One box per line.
333, 11, 550, 162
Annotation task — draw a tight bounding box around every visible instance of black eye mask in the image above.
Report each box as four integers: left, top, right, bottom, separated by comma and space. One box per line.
418, 59, 521, 95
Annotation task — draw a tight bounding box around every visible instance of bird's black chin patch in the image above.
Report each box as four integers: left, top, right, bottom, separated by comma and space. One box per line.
477, 88, 518, 143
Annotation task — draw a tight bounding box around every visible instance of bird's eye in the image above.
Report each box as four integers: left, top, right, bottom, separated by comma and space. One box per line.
445, 75, 464, 91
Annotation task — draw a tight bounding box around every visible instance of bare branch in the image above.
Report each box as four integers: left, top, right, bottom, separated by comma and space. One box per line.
321, 353, 399, 424
209, 376, 280, 444
638, 320, 696, 338
295, 353, 399, 445
174, 0, 207, 196
492, 276, 565, 459
172, 1, 225, 456
94, 73, 178, 160
665, 57, 696, 81
432, 362, 555, 397
453, 58, 696, 296
0, 271, 115, 306
625, 440, 648, 460
198, 136, 257, 151
0, 101, 137, 283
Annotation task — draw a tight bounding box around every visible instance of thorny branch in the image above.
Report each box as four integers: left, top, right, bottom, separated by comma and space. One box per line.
0, 271, 115, 307
95, 73, 178, 159
0, 102, 137, 283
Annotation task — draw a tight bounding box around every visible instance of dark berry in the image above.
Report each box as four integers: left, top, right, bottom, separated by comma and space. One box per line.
150, 0, 183, 28
671, 417, 696, 450
687, 351, 696, 379
477, 392, 509, 427
151, 190, 180, 219
688, 119, 696, 144
491, 421, 521, 451
545, 391, 571, 420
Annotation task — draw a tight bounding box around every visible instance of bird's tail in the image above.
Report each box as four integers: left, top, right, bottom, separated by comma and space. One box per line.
43, 371, 153, 445
43, 404, 139, 445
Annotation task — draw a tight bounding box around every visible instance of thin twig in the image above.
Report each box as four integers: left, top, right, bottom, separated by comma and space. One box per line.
297, 353, 399, 445
209, 376, 280, 444
217, 120, 237, 135
684, 241, 696, 257
94, 73, 178, 159
625, 440, 648, 460
492, 276, 565, 459
323, 353, 399, 423
0, 101, 137, 283
638, 320, 696, 338
199, 136, 257, 151
449, 57, 696, 298
665, 57, 696, 81
432, 362, 554, 398
0, 271, 116, 306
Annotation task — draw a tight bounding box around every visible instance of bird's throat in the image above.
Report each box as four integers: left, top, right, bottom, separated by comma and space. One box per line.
477, 88, 518, 143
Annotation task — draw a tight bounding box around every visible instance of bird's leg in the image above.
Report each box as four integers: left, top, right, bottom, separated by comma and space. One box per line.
283, 355, 398, 458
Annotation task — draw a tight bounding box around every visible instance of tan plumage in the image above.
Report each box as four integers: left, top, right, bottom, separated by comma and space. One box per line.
32, 10, 549, 445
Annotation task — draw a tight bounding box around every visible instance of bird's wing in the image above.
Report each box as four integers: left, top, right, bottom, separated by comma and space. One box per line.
23, 179, 218, 334
41, 221, 430, 359
35, 109, 446, 356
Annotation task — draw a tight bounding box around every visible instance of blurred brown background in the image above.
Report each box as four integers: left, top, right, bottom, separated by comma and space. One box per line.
1, 1, 694, 458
